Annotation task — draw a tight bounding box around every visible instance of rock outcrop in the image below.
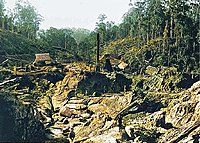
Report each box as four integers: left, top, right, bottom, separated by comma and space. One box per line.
123, 81, 200, 143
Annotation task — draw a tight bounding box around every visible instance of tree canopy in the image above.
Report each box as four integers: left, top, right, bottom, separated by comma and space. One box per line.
14, 0, 43, 39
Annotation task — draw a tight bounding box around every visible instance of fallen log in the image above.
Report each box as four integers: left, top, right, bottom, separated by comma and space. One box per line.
0, 78, 18, 86
0, 59, 9, 65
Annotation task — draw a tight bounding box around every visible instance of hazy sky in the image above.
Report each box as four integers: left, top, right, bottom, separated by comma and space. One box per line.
5, 0, 131, 30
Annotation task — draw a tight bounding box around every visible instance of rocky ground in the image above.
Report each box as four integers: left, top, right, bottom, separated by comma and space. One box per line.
0, 62, 199, 143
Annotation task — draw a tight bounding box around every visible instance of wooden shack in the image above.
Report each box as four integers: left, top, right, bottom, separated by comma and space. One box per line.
35, 53, 51, 62
34, 53, 52, 66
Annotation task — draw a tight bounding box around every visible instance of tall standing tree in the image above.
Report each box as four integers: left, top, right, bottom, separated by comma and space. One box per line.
146, 0, 165, 39
95, 14, 107, 45
14, 0, 43, 39
0, 0, 4, 15
0, 0, 5, 29
6, 9, 15, 32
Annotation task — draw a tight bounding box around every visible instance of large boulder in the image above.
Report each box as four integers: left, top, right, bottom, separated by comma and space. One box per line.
88, 93, 132, 119
84, 134, 118, 143
77, 72, 132, 95
161, 81, 200, 142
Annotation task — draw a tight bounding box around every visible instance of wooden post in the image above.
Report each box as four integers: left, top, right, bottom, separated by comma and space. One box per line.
13, 66, 17, 75
96, 33, 100, 72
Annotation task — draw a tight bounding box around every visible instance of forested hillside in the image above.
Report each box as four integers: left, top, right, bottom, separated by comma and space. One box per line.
0, 0, 199, 73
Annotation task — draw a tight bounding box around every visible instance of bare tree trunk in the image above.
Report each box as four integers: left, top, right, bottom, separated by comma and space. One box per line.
170, 17, 174, 39
96, 33, 100, 72
2, 17, 4, 29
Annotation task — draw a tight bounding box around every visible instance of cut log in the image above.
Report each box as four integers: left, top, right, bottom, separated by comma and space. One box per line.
0, 59, 9, 65
0, 78, 18, 86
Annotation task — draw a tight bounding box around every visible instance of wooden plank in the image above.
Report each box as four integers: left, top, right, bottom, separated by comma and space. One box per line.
0, 78, 18, 86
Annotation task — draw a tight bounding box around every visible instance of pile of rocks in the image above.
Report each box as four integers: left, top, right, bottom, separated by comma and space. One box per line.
34, 63, 133, 142
42, 91, 133, 142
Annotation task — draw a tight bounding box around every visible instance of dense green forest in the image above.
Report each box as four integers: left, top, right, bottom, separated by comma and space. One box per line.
0, 0, 199, 73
